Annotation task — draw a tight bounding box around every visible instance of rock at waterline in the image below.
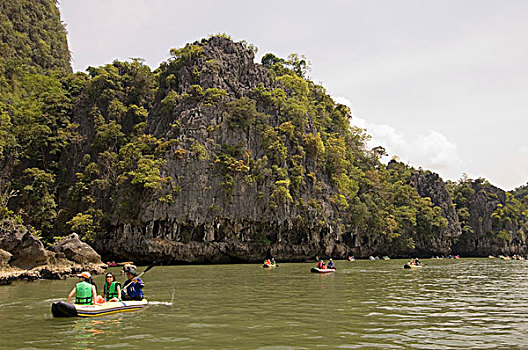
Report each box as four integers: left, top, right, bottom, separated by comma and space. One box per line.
49, 233, 102, 264
0, 223, 51, 269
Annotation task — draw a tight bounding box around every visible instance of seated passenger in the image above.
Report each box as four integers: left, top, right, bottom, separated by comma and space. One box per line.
327, 258, 335, 269
102, 272, 121, 302
317, 260, 326, 269
121, 268, 145, 301
67, 271, 97, 305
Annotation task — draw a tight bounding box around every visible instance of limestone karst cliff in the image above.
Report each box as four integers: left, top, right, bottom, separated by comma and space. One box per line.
0, 2, 527, 267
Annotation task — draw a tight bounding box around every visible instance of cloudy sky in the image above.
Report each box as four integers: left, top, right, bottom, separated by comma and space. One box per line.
58, 0, 528, 190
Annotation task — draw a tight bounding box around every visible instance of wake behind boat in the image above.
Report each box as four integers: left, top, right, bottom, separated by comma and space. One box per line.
51, 299, 148, 317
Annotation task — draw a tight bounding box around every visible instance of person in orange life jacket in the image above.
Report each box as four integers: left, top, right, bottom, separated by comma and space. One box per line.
317, 260, 326, 269
264, 259, 271, 266
121, 268, 145, 301
102, 272, 121, 302
67, 271, 97, 305
327, 258, 335, 269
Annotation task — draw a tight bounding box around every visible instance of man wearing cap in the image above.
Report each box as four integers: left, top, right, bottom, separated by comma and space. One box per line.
121, 268, 145, 301
66, 271, 98, 305
327, 258, 335, 269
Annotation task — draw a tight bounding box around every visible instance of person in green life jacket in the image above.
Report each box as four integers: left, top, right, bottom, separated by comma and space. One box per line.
66, 271, 97, 305
102, 272, 121, 302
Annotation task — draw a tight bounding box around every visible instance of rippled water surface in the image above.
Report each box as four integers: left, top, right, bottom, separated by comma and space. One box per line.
2, 258, 528, 349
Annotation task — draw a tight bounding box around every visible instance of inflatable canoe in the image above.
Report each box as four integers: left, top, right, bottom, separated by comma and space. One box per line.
311, 267, 336, 273
263, 264, 278, 268
403, 264, 423, 269
51, 299, 148, 317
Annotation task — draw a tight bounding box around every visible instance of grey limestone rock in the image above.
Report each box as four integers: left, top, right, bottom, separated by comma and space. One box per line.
0, 222, 50, 269
49, 233, 102, 264
0, 248, 11, 267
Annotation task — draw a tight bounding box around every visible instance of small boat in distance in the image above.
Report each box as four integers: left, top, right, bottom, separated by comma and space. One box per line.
404, 263, 423, 269
404, 258, 423, 269
106, 261, 134, 267
262, 258, 278, 268
263, 263, 277, 268
311, 267, 336, 273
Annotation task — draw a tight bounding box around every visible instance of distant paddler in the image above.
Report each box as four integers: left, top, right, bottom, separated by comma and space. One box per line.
317, 259, 326, 270
403, 258, 423, 269
327, 258, 335, 269
311, 259, 336, 273
263, 258, 278, 268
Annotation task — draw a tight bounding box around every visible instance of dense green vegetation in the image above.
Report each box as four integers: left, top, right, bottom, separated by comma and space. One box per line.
0, 0, 527, 258
448, 176, 528, 250
0, 0, 70, 73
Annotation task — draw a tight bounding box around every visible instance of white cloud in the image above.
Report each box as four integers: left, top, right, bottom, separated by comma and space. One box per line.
334, 96, 465, 181
519, 145, 528, 154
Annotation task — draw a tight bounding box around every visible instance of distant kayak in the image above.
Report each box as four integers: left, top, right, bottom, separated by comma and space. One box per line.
106, 261, 134, 267
403, 263, 423, 269
311, 267, 336, 273
263, 264, 278, 268
51, 299, 148, 317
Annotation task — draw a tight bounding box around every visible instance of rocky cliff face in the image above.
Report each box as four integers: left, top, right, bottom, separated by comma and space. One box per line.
409, 170, 462, 255
451, 180, 527, 256
87, 37, 455, 263
93, 37, 350, 263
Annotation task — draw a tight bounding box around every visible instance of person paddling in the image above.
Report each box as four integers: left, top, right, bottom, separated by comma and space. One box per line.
327, 258, 335, 269
102, 272, 121, 302
317, 260, 326, 269
66, 271, 97, 305
121, 268, 145, 301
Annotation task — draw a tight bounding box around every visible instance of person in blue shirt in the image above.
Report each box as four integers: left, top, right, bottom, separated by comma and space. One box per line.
327, 258, 335, 269
121, 268, 145, 301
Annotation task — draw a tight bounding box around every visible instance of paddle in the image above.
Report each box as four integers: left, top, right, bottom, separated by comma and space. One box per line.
136, 262, 156, 279
122, 262, 156, 295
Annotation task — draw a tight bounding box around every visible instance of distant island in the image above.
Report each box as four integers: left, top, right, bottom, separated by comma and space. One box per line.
1, 0, 527, 276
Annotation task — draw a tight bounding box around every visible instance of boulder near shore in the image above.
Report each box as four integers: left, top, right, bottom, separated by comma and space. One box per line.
0, 225, 106, 285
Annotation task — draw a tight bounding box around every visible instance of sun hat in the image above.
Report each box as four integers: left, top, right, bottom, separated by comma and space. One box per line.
77, 271, 91, 279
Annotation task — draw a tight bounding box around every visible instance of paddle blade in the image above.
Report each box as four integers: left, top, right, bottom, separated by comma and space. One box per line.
142, 262, 156, 274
